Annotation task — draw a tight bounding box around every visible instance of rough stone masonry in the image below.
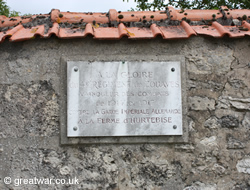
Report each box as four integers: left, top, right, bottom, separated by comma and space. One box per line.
0, 36, 249, 190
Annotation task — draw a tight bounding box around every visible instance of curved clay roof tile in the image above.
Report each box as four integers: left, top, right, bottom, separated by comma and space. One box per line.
1, 7, 250, 43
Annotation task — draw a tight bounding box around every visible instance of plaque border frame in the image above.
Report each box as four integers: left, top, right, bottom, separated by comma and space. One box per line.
60, 55, 188, 145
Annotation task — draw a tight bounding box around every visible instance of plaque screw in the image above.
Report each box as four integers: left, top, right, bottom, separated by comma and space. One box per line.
74, 67, 78, 72
173, 125, 177, 129
171, 68, 175, 72
73, 126, 78, 131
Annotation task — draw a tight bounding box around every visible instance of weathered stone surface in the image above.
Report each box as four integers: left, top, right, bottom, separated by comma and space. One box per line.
232, 184, 250, 190
187, 74, 226, 100
216, 96, 250, 111
217, 179, 236, 190
175, 144, 195, 153
214, 109, 244, 123
229, 97, 250, 110
220, 115, 239, 128
216, 96, 230, 109
184, 40, 234, 75
184, 181, 217, 190
230, 101, 250, 110
0, 81, 59, 138
0, 37, 249, 189
43, 151, 62, 168
236, 158, 250, 174
204, 116, 221, 129
227, 136, 245, 149
189, 96, 215, 111
243, 112, 250, 128
232, 40, 250, 69
212, 163, 226, 175
59, 166, 71, 175
222, 68, 250, 97
199, 136, 218, 147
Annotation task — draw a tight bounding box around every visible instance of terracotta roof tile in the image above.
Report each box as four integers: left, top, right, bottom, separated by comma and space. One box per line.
43, 22, 59, 38
192, 25, 222, 38
1, 6, 250, 43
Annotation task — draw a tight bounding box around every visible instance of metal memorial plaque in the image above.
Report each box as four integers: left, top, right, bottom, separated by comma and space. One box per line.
67, 61, 183, 137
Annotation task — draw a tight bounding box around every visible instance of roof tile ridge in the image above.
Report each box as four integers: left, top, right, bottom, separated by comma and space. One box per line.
51, 9, 110, 24
0, 15, 7, 22
150, 23, 162, 38
44, 22, 59, 37
59, 11, 109, 24
0, 24, 23, 42
85, 23, 94, 36
118, 23, 129, 38
7, 24, 23, 35
9, 24, 45, 42
167, 6, 177, 20
181, 21, 196, 37
0, 14, 51, 28
242, 21, 250, 30
109, 9, 168, 23
0, 15, 28, 28
179, 9, 220, 21
109, 9, 118, 25
51, 9, 60, 23
32, 25, 45, 37
212, 21, 230, 36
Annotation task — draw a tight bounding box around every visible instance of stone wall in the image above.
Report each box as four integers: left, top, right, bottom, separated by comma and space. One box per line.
0, 36, 249, 190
